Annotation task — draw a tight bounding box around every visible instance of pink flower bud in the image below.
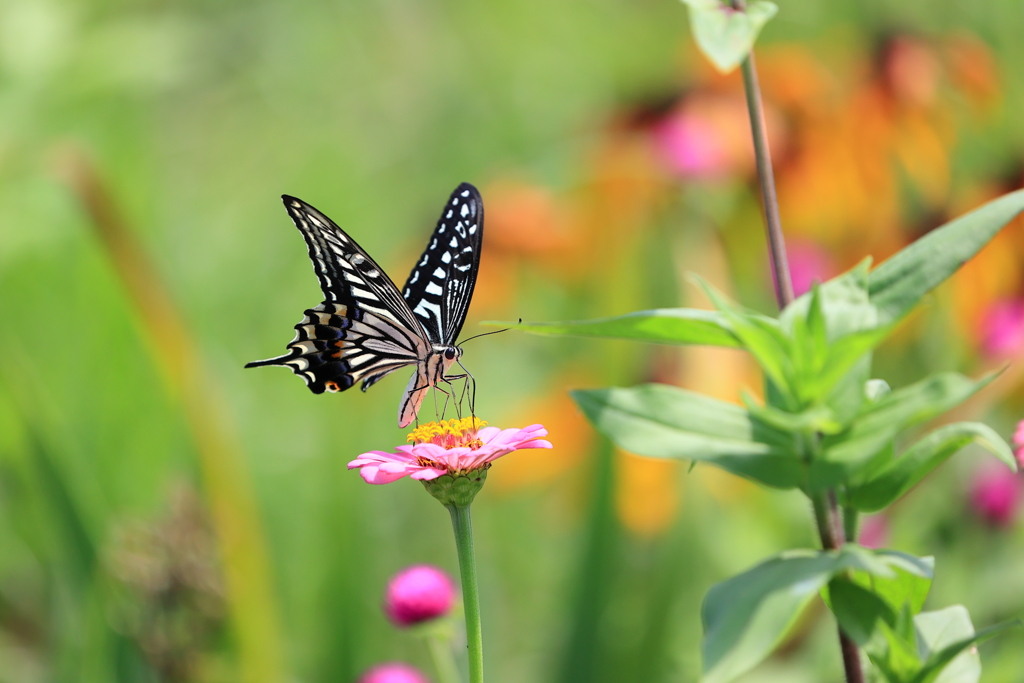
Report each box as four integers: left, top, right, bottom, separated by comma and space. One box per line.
358, 663, 430, 683
980, 299, 1024, 358
969, 465, 1022, 527
858, 515, 889, 549
786, 239, 834, 297
384, 565, 455, 627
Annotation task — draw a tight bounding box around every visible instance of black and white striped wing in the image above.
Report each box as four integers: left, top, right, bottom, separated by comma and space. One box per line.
245, 195, 430, 395
400, 183, 484, 345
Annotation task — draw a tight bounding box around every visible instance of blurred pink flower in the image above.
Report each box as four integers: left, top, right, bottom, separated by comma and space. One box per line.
980, 299, 1024, 357
384, 565, 455, 627
969, 464, 1022, 527
858, 515, 889, 549
1014, 420, 1024, 469
348, 418, 552, 485
786, 239, 835, 297
653, 114, 731, 179
358, 663, 430, 683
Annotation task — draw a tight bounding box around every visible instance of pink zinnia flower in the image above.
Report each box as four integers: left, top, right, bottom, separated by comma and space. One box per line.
358, 663, 430, 683
858, 514, 889, 549
1013, 420, 1024, 469
969, 464, 1022, 527
384, 565, 455, 627
653, 113, 732, 180
348, 417, 552, 485
981, 299, 1024, 357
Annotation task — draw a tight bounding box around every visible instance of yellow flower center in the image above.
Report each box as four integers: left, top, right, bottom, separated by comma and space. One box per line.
407, 417, 487, 450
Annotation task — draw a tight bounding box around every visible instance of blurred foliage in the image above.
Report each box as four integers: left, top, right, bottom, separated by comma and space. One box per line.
1, 1, 1024, 682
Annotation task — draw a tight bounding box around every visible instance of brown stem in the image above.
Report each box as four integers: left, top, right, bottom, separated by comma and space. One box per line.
729, 0, 794, 308
812, 493, 865, 683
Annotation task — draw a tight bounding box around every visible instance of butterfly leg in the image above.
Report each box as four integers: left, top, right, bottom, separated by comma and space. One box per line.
451, 360, 477, 420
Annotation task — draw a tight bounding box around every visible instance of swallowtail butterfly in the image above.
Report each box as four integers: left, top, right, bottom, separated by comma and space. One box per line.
246, 183, 484, 428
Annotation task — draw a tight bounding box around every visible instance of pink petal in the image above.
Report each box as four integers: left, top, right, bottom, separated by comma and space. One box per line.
359, 466, 413, 485
476, 426, 503, 442
410, 468, 445, 481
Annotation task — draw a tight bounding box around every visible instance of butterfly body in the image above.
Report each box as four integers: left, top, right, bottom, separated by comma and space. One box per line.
246, 184, 482, 428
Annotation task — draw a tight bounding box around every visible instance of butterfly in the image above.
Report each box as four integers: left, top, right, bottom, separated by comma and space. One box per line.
246, 183, 484, 428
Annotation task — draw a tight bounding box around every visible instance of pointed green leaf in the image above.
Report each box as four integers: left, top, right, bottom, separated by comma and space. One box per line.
861, 552, 935, 617
572, 384, 802, 489
847, 423, 1016, 513
869, 189, 1024, 326
483, 308, 741, 347
680, 0, 778, 73
816, 372, 996, 486
868, 607, 927, 683
911, 607, 1019, 683
694, 276, 796, 403
829, 578, 897, 646
701, 545, 897, 683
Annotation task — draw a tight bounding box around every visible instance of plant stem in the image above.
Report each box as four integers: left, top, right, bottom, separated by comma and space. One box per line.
730, 0, 794, 309
447, 504, 484, 683
727, 10, 861, 679
812, 493, 865, 683
427, 631, 462, 683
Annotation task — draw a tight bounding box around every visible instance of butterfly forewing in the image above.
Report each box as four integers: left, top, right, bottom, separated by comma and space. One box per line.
401, 183, 483, 345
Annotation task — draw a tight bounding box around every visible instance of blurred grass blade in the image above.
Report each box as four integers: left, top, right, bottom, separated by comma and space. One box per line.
484, 308, 742, 347
846, 422, 1015, 513
572, 384, 803, 489
60, 150, 285, 683
868, 189, 1024, 327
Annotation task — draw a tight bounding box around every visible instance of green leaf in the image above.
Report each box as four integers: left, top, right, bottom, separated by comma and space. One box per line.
694, 276, 796, 404
701, 545, 896, 683
741, 393, 843, 435
780, 262, 883, 409
847, 423, 1016, 513
911, 608, 1019, 683
483, 308, 741, 347
680, 0, 778, 73
858, 552, 934, 617
812, 372, 996, 491
869, 189, 1024, 327
829, 578, 897, 646
822, 551, 933, 649
781, 259, 877, 340
572, 384, 802, 489
868, 606, 928, 683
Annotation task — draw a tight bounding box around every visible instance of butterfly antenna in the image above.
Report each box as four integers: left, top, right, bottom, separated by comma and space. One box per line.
457, 327, 511, 347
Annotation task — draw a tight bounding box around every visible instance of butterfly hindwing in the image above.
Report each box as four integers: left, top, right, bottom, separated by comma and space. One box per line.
401, 183, 483, 345
245, 197, 429, 394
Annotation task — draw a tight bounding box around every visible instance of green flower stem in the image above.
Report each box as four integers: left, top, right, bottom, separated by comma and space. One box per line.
843, 505, 860, 546
426, 631, 461, 683
448, 503, 484, 683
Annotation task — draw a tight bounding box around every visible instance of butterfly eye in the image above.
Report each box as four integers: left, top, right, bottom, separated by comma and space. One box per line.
444, 348, 457, 360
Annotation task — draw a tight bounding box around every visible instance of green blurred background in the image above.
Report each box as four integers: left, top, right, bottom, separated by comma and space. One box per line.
2, 0, 1023, 681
